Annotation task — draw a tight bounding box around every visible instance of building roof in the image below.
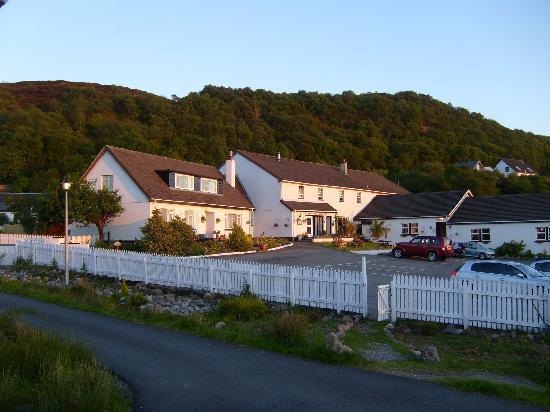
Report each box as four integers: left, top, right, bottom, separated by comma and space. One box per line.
355, 190, 470, 220
280, 200, 337, 212
499, 158, 537, 174
449, 193, 550, 223
237, 150, 408, 194
85, 146, 254, 210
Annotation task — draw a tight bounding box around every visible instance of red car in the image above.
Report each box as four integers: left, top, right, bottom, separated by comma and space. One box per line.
392, 236, 454, 262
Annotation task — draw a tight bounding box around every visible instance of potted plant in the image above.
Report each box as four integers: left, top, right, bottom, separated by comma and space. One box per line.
201, 216, 206, 223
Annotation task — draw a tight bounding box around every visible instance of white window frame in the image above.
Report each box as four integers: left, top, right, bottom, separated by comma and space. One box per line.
410, 223, 419, 235
401, 222, 418, 236
298, 185, 304, 199
339, 190, 344, 202
158, 208, 174, 222
471, 228, 491, 242
185, 210, 195, 229
225, 213, 242, 230
536, 227, 549, 241
317, 188, 324, 201
201, 178, 217, 193
357, 192, 361, 203
100, 175, 113, 191
175, 174, 194, 190
401, 223, 409, 235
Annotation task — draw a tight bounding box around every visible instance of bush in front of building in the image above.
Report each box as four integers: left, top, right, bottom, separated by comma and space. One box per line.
494, 240, 529, 258
227, 224, 254, 252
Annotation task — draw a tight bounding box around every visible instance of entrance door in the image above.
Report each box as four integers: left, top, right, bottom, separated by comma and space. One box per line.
326, 216, 332, 236
313, 216, 324, 237
205, 211, 215, 237
436, 222, 447, 237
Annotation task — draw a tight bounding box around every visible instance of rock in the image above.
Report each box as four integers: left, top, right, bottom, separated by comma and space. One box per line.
140, 304, 154, 311
489, 333, 500, 341
338, 323, 352, 334
321, 315, 332, 321
360, 343, 407, 362
146, 295, 153, 303
342, 315, 353, 325
412, 350, 422, 359
442, 325, 464, 335
204, 292, 214, 300
353, 315, 361, 324
190, 299, 203, 306
325, 332, 353, 353
420, 344, 439, 362
151, 288, 163, 296
510, 330, 517, 339
214, 321, 226, 329
383, 323, 395, 335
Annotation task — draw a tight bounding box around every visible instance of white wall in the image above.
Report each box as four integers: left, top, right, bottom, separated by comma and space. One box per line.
362, 217, 443, 245
494, 160, 513, 177
447, 222, 550, 254
222, 154, 292, 237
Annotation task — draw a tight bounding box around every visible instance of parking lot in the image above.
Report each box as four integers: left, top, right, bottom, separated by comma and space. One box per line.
216, 242, 464, 317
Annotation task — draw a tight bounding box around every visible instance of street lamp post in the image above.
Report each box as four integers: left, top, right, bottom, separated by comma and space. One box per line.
62, 181, 72, 286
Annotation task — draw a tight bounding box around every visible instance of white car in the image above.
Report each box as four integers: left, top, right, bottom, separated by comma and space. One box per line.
452, 260, 549, 284
530, 260, 550, 276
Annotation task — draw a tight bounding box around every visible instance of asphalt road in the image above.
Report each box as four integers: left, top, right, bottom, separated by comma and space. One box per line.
216, 243, 463, 316
0, 293, 540, 412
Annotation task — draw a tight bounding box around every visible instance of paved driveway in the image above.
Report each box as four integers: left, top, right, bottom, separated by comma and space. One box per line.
0, 293, 540, 412
217, 243, 463, 317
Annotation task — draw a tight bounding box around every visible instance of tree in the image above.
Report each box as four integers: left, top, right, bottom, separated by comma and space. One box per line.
227, 224, 253, 251
369, 220, 389, 239
71, 180, 124, 242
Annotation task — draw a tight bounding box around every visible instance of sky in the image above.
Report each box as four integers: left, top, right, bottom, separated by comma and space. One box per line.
1, 0, 549, 136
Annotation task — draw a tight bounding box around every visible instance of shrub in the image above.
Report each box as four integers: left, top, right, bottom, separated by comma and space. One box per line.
120, 280, 129, 296
50, 257, 59, 271
127, 292, 147, 309
495, 241, 526, 257
337, 219, 358, 237
227, 224, 253, 252
218, 295, 267, 321
263, 312, 310, 345
13, 256, 32, 272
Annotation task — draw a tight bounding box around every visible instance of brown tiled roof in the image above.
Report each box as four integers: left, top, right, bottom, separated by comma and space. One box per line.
355, 191, 470, 220
85, 146, 254, 209
281, 200, 337, 212
237, 151, 408, 194
500, 159, 537, 174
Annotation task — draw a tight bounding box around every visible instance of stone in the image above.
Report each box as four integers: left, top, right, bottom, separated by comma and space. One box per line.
360, 343, 407, 362
412, 350, 422, 359
442, 325, 464, 335
214, 321, 226, 329
420, 344, 439, 362
338, 323, 352, 334
321, 315, 332, 321
342, 315, 353, 325
383, 323, 395, 335
353, 315, 361, 324
140, 304, 154, 311
146, 295, 153, 303
489, 333, 500, 341
151, 288, 163, 296
325, 332, 353, 353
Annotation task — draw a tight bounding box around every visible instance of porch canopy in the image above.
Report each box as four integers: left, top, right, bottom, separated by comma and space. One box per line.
281, 200, 337, 213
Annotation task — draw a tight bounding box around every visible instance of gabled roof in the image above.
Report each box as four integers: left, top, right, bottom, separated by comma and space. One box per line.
237, 150, 408, 194
84, 146, 254, 209
355, 190, 471, 220
499, 158, 537, 174
281, 200, 337, 212
449, 193, 550, 223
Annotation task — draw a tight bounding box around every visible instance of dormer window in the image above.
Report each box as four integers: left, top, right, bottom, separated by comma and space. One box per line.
201, 178, 217, 193
175, 174, 194, 190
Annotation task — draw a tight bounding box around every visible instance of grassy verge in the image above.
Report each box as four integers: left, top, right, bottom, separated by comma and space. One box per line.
1, 265, 548, 407
0, 312, 131, 411
318, 241, 391, 252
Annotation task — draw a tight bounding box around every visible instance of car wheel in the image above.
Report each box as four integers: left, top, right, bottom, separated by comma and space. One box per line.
479, 252, 487, 260
393, 249, 403, 259
427, 251, 437, 262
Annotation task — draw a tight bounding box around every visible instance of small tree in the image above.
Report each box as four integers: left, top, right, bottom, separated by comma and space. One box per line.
369, 220, 389, 239
337, 219, 358, 237
227, 224, 253, 252
71, 180, 124, 242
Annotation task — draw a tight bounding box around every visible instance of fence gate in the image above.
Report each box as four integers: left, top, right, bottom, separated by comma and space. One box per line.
377, 284, 390, 321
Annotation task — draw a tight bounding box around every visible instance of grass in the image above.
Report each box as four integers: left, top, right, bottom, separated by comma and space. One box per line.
0, 312, 131, 411
319, 241, 392, 252
1, 265, 549, 407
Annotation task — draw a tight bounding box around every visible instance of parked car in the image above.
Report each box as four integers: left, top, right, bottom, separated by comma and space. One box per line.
451, 260, 549, 284
392, 236, 454, 262
454, 241, 495, 259
530, 260, 550, 276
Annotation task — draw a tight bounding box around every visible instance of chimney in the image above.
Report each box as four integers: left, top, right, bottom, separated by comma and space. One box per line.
225, 150, 236, 187
277, 152, 281, 162
340, 159, 348, 175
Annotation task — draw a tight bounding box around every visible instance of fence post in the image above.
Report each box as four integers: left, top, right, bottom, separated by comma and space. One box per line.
390, 278, 397, 323
144, 256, 148, 284
32, 242, 36, 264
248, 269, 254, 294
93, 249, 97, 276
335, 275, 341, 314
289, 269, 296, 306
208, 264, 214, 293
117, 253, 121, 280
362, 256, 368, 317
175, 259, 180, 288
463, 282, 471, 330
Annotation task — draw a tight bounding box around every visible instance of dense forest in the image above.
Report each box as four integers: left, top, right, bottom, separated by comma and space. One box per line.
0, 81, 548, 195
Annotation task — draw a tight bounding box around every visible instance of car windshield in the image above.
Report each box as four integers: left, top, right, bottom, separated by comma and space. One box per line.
534, 262, 550, 273
516, 263, 547, 278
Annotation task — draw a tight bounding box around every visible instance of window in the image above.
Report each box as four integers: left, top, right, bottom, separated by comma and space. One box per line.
185, 210, 195, 228
201, 178, 217, 193
536, 227, 549, 241
100, 175, 113, 191
534, 262, 550, 272
339, 190, 344, 202
317, 188, 324, 201
357, 192, 362, 203
158, 208, 174, 222
401, 222, 418, 236
410, 237, 422, 244
471, 228, 490, 242
225, 213, 242, 229
175, 174, 194, 190
298, 185, 304, 199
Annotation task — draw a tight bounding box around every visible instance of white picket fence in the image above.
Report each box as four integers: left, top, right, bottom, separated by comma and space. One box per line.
378, 275, 549, 332
11, 241, 369, 315
0, 234, 91, 246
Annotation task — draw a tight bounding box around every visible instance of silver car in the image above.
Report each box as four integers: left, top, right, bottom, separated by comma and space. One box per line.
530, 260, 550, 276
452, 260, 549, 285
456, 242, 496, 259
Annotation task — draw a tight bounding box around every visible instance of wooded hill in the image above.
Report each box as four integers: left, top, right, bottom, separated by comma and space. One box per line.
0, 81, 548, 195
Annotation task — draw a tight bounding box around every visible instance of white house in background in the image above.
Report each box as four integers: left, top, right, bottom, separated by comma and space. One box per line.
73, 146, 254, 241
452, 160, 484, 171
355, 191, 472, 245
220, 150, 407, 238
494, 158, 538, 177
447, 193, 550, 255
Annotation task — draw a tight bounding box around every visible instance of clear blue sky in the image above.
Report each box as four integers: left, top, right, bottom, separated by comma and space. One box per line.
1, 0, 549, 135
